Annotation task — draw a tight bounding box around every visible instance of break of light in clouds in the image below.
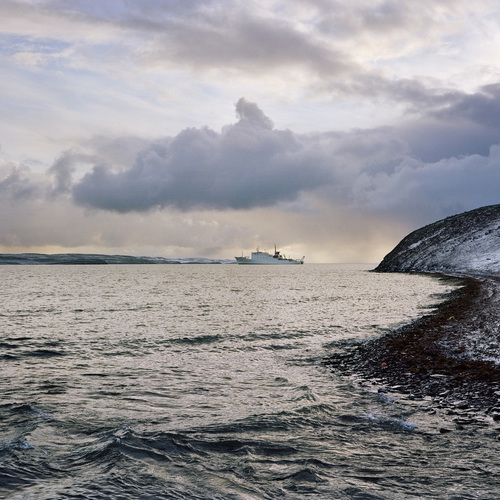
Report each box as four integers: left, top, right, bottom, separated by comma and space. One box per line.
1, 0, 500, 262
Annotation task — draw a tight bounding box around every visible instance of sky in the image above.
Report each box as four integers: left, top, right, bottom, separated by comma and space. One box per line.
1, 0, 500, 263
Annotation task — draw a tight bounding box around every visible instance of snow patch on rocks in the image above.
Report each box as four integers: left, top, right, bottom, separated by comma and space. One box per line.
376, 204, 500, 365
376, 204, 500, 275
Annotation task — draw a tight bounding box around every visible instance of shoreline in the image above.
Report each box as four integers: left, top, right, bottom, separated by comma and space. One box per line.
325, 273, 500, 418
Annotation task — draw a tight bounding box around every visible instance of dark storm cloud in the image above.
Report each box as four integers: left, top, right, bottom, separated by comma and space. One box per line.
353, 145, 500, 225
432, 83, 500, 129
72, 98, 334, 212
71, 90, 500, 219
399, 84, 500, 161
342, 84, 500, 222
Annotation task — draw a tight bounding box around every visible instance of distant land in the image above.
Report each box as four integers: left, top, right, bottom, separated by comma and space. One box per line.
0, 253, 235, 265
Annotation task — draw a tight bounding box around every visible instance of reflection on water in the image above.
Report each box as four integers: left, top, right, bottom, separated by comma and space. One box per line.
1, 264, 497, 498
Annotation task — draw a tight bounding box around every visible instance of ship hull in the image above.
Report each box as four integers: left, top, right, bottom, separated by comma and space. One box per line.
235, 251, 304, 265
235, 258, 303, 265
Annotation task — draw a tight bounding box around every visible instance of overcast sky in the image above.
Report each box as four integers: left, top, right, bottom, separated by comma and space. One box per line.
1, 0, 500, 262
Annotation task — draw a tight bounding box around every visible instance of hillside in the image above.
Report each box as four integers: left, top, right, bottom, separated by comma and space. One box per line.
327, 205, 500, 414
376, 204, 500, 275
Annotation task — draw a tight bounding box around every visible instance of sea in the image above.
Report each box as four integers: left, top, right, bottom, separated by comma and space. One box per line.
1, 264, 498, 499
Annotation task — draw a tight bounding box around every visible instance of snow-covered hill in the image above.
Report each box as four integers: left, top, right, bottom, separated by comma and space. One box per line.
376, 204, 500, 275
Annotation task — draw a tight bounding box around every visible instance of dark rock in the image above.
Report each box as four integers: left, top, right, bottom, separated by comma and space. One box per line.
325, 204, 500, 415
439, 427, 453, 434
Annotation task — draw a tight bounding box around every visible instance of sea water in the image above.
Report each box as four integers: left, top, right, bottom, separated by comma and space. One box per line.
0, 264, 498, 499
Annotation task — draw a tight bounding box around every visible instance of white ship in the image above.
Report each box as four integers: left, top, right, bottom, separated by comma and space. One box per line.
235, 246, 304, 265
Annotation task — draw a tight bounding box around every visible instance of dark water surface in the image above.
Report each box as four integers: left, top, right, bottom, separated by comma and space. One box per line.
1, 264, 498, 499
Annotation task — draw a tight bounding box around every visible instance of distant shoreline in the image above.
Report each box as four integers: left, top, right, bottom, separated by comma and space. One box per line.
0, 253, 235, 265
325, 272, 500, 417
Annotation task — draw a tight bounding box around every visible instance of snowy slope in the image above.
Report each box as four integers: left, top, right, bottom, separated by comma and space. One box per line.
376, 205, 500, 365
376, 204, 500, 275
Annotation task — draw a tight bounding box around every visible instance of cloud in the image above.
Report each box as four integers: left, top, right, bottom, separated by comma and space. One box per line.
72, 98, 334, 212
68, 94, 500, 228
2, 0, 485, 111
0, 164, 42, 201
398, 84, 500, 161
2, 0, 498, 175
0, 0, 354, 77
235, 97, 274, 129
353, 145, 500, 224
431, 83, 500, 129
48, 149, 99, 197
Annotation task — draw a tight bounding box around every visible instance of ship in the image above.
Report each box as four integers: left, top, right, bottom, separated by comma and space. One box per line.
235, 246, 304, 265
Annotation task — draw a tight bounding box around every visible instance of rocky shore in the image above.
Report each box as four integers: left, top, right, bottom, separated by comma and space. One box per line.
325, 273, 500, 422
326, 205, 500, 422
